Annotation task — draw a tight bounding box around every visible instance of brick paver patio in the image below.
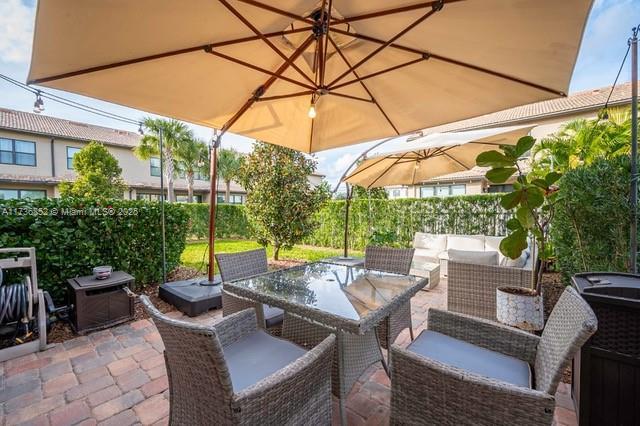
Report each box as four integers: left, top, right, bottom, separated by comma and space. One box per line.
0, 279, 577, 425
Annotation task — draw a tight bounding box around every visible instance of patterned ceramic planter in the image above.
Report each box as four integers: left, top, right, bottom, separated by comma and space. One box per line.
496, 286, 544, 331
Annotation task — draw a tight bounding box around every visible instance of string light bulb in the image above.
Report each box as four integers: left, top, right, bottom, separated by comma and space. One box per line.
33, 91, 44, 113
308, 101, 317, 119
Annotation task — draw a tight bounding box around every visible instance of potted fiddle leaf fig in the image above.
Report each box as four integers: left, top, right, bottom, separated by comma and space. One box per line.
476, 136, 560, 331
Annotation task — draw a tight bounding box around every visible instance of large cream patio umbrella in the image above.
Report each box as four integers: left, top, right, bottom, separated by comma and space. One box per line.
28, 0, 593, 153
27, 0, 592, 281
345, 125, 536, 188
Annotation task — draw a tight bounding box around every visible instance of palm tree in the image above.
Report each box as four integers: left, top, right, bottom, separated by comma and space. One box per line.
135, 118, 193, 202
175, 137, 209, 202
217, 148, 243, 202
530, 107, 633, 177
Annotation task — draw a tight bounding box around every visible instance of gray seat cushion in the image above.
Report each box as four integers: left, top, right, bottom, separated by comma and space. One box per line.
407, 330, 531, 388
224, 329, 306, 392
263, 305, 284, 328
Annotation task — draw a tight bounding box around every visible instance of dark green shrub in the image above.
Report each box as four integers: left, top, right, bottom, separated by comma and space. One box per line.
306, 194, 511, 250
552, 156, 633, 281
181, 203, 250, 240
0, 198, 188, 300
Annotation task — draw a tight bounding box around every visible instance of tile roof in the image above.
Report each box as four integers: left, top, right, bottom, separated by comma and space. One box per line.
422, 167, 488, 183
0, 108, 140, 147
418, 81, 634, 136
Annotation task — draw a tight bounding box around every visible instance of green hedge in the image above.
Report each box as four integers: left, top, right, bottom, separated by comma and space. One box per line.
0, 198, 188, 300
305, 194, 511, 250
552, 157, 634, 281
181, 203, 250, 240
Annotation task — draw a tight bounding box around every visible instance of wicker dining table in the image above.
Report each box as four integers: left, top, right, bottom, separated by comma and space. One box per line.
223, 261, 427, 425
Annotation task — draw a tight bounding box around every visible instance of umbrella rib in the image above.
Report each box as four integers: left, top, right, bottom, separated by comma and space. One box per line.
27, 27, 313, 85
328, 92, 375, 103
220, 35, 315, 136
345, 156, 390, 182
329, 27, 566, 97
205, 49, 316, 90
256, 91, 315, 102
327, 5, 442, 87
235, 0, 314, 25
367, 152, 409, 189
332, 0, 465, 24
442, 151, 473, 170
330, 57, 428, 91
328, 35, 399, 135
218, 0, 317, 87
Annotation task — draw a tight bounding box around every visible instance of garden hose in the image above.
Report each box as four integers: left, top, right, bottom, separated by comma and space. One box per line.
0, 269, 30, 326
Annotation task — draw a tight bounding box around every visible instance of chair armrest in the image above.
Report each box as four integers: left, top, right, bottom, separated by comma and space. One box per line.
214, 308, 259, 347
232, 334, 336, 424
428, 308, 540, 364
391, 345, 555, 426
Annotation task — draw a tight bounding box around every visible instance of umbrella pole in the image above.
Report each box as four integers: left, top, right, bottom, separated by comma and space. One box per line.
159, 127, 167, 284
631, 27, 638, 274
204, 133, 222, 285
343, 183, 352, 259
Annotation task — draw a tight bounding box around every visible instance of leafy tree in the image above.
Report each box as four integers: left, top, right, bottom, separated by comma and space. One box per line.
477, 136, 561, 294
530, 107, 632, 177
217, 148, 243, 202
175, 137, 209, 203
236, 141, 330, 260
59, 142, 126, 198
135, 118, 194, 202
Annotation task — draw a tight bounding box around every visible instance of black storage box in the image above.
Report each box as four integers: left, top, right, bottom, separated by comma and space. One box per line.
67, 271, 135, 334
572, 272, 640, 426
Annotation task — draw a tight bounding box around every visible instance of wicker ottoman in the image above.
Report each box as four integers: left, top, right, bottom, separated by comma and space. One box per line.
410, 257, 440, 290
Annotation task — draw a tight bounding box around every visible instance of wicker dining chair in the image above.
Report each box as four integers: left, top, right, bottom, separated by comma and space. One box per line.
216, 249, 284, 335
140, 296, 335, 426
365, 246, 416, 350
390, 287, 597, 425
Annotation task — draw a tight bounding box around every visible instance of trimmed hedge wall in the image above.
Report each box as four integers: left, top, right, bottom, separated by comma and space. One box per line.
178, 195, 511, 250
182, 203, 250, 240
552, 157, 634, 282
305, 194, 511, 250
0, 198, 189, 300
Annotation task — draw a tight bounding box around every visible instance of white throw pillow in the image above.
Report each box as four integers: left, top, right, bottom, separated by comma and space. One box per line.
446, 234, 485, 251
413, 233, 447, 251
448, 249, 499, 266
501, 251, 529, 268
484, 236, 506, 265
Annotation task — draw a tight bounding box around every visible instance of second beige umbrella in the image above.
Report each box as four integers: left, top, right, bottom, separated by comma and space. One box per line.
345, 125, 535, 188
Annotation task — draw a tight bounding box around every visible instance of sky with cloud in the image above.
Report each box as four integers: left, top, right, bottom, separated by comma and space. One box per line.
0, 0, 638, 190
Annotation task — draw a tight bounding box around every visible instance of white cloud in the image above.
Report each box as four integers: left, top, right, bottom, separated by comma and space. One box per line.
0, 0, 35, 64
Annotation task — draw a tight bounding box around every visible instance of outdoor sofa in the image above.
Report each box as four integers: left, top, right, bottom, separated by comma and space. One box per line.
412, 232, 534, 277
412, 232, 535, 320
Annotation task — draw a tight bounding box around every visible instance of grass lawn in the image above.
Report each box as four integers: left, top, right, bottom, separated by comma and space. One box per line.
181, 239, 363, 271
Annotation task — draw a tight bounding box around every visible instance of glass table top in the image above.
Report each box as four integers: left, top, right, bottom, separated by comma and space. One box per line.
226, 262, 425, 322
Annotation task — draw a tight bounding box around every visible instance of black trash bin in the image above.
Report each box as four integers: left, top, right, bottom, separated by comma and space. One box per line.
572, 272, 640, 426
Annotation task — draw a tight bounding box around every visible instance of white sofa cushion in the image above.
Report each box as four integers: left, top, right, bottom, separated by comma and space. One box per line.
413, 232, 447, 251
447, 234, 485, 251
484, 236, 506, 265
413, 248, 441, 263
448, 249, 499, 266
502, 251, 529, 268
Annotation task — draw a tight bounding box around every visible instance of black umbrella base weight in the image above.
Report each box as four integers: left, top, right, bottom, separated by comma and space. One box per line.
159, 276, 222, 317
